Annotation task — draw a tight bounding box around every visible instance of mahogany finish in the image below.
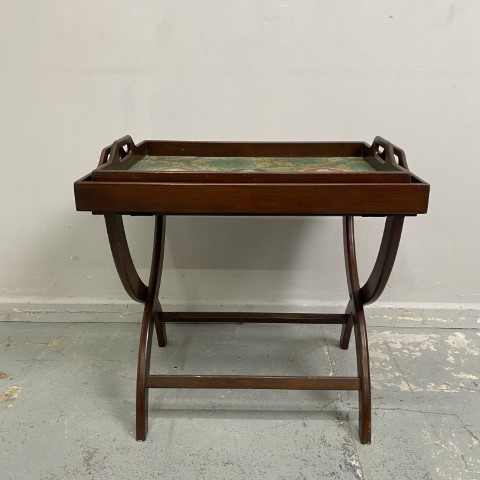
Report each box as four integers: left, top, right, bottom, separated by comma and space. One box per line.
146, 375, 361, 390
343, 216, 372, 443
161, 312, 348, 324
136, 215, 167, 441
105, 214, 147, 303
74, 136, 430, 444
76, 178, 428, 216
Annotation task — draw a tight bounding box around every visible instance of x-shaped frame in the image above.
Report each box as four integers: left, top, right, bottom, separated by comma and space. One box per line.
105, 213, 404, 444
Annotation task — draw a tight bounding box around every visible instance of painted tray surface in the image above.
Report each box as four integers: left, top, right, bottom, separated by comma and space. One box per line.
128, 155, 377, 174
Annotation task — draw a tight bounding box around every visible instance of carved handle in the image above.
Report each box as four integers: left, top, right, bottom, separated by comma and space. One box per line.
110, 135, 135, 163
372, 136, 409, 170
97, 145, 112, 167
97, 135, 136, 167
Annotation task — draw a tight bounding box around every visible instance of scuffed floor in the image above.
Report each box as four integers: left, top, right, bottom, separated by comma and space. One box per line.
0, 322, 479, 479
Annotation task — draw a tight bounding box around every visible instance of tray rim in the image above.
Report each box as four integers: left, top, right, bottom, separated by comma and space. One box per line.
91, 138, 412, 183
74, 172, 430, 216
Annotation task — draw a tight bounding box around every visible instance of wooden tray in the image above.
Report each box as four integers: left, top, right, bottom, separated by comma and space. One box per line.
74, 136, 429, 215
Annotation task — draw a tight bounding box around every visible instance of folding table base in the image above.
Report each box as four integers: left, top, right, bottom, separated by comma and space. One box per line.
105, 214, 404, 444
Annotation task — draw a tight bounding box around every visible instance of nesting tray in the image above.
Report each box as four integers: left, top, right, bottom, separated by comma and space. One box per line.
75, 136, 429, 215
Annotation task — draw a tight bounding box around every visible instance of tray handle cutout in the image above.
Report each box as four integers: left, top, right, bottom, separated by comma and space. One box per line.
107, 135, 136, 165
98, 135, 136, 167
372, 136, 409, 170
97, 145, 112, 167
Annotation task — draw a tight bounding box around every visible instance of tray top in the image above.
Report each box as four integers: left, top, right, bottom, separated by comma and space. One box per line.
128, 155, 377, 174
74, 135, 430, 216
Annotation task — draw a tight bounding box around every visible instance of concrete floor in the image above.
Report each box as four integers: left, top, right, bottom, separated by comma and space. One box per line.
0, 321, 479, 480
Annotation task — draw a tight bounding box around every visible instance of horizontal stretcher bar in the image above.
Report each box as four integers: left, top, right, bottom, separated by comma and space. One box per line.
161, 312, 349, 324
146, 375, 361, 390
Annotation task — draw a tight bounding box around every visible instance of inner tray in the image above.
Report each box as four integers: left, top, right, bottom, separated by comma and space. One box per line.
92, 138, 411, 184
127, 154, 377, 174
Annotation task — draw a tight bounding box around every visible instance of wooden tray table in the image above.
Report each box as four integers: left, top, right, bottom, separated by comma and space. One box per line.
74, 135, 429, 443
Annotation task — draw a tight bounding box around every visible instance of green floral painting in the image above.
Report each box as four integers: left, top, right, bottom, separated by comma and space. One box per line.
129, 156, 376, 173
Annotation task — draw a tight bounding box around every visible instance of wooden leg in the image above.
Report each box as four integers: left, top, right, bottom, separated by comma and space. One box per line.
105, 214, 148, 303
136, 298, 155, 441
153, 306, 167, 348
136, 215, 168, 441
340, 300, 354, 350
340, 215, 404, 349
354, 308, 371, 444
360, 216, 404, 306
152, 216, 167, 348
105, 214, 167, 347
343, 216, 371, 444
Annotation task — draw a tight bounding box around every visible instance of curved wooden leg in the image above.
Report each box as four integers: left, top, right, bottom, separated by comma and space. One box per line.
343, 216, 371, 444
137, 215, 167, 441
340, 215, 404, 349
360, 216, 404, 305
105, 214, 167, 347
105, 214, 148, 303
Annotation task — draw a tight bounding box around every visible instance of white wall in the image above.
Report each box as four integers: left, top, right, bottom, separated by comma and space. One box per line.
1, 1, 479, 314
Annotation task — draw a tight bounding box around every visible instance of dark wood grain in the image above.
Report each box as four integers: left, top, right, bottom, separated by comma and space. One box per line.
161, 312, 348, 324
343, 216, 372, 444
104, 214, 147, 303
372, 136, 409, 169
93, 169, 410, 184
361, 216, 405, 305
76, 179, 429, 215
340, 215, 405, 350
146, 375, 361, 390
136, 215, 167, 442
